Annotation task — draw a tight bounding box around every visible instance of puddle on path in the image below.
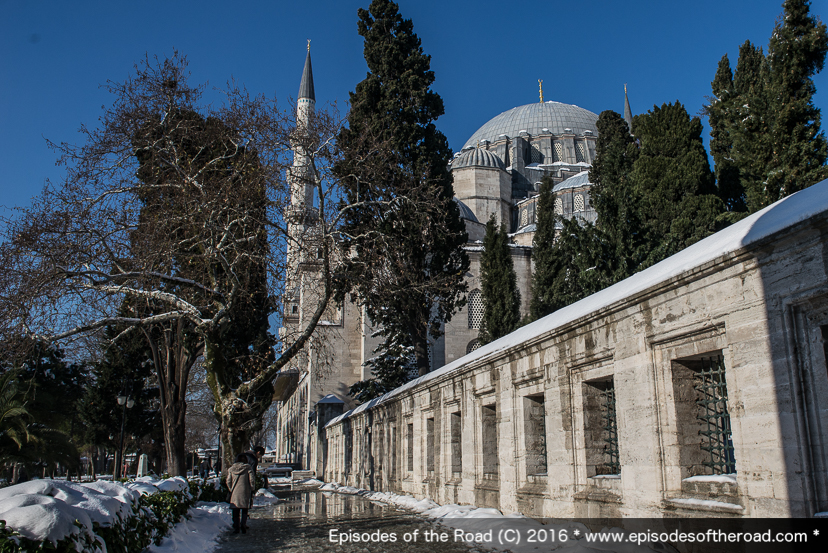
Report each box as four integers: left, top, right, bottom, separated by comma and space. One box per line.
215, 490, 487, 553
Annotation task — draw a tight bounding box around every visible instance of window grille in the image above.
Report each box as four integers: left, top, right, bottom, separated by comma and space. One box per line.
468, 289, 483, 329
574, 194, 585, 212
554, 197, 563, 215
554, 142, 564, 162
599, 384, 620, 475
530, 144, 544, 164
575, 142, 586, 163
466, 340, 482, 355
520, 208, 528, 227
695, 356, 735, 474
427, 342, 434, 371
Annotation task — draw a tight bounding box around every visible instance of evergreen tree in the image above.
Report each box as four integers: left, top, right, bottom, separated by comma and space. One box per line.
349, 332, 415, 403
335, 0, 469, 378
479, 216, 520, 344
707, 1, 828, 213
530, 176, 558, 320
630, 102, 724, 268
764, 0, 828, 204
589, 110, 642, 281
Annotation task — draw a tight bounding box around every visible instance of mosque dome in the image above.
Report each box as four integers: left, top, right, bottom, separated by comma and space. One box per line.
453, 198, 479, 223
553, 170, 591, 192
462, 101, 599, 149
451, 147, 505, 170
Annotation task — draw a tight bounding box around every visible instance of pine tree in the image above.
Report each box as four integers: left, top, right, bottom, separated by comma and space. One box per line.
335, 0, 469, 378
630, 102, 724, 268
479, 215, 520, 344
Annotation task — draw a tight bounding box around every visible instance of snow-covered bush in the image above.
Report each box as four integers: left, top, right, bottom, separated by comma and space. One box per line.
0, 476, 197, 553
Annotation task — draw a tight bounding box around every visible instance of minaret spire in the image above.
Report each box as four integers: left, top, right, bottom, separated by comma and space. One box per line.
539, 79, 544, 103
298, 42, 315, 102
624, 83, 633, 135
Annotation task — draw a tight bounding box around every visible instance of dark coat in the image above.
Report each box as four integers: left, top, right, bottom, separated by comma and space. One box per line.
226, 462, 255, 509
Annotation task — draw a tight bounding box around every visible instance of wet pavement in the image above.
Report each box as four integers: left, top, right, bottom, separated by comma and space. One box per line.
214, 489, 488, 553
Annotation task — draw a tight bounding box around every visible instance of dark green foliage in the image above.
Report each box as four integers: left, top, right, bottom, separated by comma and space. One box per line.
0, 340, 86, 470
479, 216, 520, 343
349, 332, 415, 403
589, 110, 643, 281
336, 0, 468, 380
630, 102, 724, 268
529, 177, 558, 320
707, 0, 828, 213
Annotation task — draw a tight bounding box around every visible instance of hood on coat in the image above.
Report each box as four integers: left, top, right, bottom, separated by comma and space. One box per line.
228, 462, 251, 476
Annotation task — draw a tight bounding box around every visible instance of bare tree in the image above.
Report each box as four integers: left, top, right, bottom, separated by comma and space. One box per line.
0, 53, 348, 475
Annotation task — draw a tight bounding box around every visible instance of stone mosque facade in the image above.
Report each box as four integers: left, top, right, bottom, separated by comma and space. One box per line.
273, 49, 632, 469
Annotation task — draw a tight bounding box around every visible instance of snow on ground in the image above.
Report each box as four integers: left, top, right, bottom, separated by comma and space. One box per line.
320, 482, 677, 553
0, 476, 190, 547
148, 502, 231, 553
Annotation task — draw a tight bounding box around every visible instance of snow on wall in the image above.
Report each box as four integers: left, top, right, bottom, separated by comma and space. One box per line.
327, 178, 828, 428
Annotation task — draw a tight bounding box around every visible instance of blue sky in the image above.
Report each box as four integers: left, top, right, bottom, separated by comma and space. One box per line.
2, 0, 826, 212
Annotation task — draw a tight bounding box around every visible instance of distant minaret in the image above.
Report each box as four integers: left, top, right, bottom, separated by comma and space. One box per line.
293, 40, 316, 210
624, 84, 633, 136
286, 42, 317, 295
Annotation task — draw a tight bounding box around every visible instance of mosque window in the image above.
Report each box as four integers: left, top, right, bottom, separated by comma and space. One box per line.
530, 143, 544, 164
574, 194, 585, 212
553, 142, 564, 162
468, 289, 484, 330
575, 142, 586, 163
520, 208, 529, 227
554, 197, 563, 215
466, 340, 482, 355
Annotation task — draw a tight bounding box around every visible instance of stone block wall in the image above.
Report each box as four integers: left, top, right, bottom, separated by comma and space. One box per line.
321, 196, 828, 519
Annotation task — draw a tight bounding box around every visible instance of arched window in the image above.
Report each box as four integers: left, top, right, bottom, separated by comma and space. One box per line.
466, 340, 482, 355
520, 208, 529, 227
530, 143, 544, 164
554, 197, 563, 215
574, 193, 585, 212
468, 289, 483, 329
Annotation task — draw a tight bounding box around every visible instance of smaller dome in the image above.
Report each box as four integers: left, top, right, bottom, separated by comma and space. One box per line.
553, 170, 591, 192
451, 148, 505, 171
453, 198, 479, 223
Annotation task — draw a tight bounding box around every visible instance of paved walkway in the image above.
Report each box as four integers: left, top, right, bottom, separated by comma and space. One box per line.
214, 489, 487, 553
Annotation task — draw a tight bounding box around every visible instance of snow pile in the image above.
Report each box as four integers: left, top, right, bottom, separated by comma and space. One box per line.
148, 502, 231, 553
0, 475, 198, 551
252, 488, 281, 506
320, 482, 676, 553
0, 479, 139, 547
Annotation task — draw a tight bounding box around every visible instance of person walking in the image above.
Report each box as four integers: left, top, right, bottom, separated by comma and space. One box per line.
226, 454, 254, 534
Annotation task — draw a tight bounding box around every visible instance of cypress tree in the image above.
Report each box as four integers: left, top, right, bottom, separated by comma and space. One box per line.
764, 0, 828, 204
630, 102, 724, 268
335, 0, 469, 378
530, 176, 558, 320
479, 215, 521, 344
589, 110, 642, 281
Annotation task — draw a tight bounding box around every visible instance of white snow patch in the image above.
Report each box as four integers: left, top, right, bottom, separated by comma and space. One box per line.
252, 488, 281, 506
668, 498, 744, 511
682, 474, 737, 484
148, 502, 231, 553
326, 179, 828, 430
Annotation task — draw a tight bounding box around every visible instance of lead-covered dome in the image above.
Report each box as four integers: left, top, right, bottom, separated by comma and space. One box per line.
451, 147, 505, 170
462, 101, 599, 149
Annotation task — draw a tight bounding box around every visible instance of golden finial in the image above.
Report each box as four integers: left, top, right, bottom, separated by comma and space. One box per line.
624, 83, 627, 94
307, 39, 311, 52
539, 79, 544, 103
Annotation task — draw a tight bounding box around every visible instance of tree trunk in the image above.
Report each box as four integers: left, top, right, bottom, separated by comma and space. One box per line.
145, 320, 198, 477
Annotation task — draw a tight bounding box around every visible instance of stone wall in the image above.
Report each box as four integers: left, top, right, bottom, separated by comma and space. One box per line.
321, 184, 828, 518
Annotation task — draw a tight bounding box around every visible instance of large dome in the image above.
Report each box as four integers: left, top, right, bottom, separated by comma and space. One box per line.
462, 101, 599, 149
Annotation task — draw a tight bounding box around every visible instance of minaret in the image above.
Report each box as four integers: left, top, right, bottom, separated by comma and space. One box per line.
292, 41, 316, 210
286, 42, 318, 313
624, 84, 633, 136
